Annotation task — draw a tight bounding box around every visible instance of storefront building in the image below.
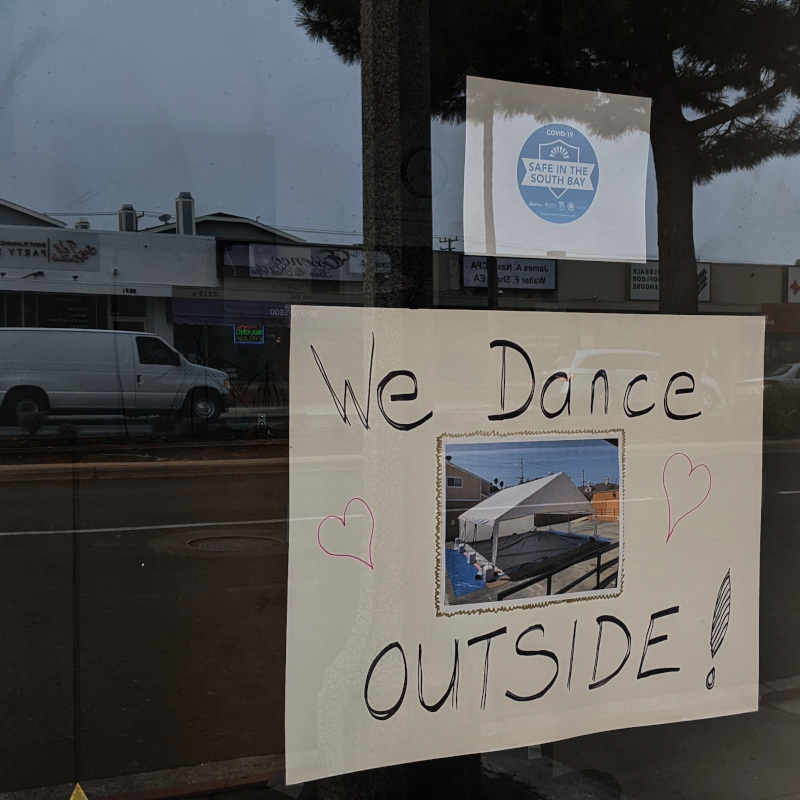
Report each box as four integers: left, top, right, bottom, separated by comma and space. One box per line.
0, 197, 216, 340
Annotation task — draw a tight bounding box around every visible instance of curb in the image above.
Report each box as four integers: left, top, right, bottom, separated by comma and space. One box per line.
0, 457, 289, 483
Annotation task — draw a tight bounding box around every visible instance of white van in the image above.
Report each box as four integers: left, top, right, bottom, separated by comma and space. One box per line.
0, 328, 233, 423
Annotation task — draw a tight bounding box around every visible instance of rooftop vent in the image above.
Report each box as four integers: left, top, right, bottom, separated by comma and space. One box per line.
175, 191, 196, 235
118, 204, 138, 232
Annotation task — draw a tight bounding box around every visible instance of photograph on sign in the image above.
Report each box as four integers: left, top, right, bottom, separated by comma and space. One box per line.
286, 306, 763, 784
463, 78, 651, 262
440, 434, 622, 611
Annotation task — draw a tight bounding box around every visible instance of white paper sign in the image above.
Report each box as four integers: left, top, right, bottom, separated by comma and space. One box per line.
286, 307, 763, 783
463, 78, 651, 262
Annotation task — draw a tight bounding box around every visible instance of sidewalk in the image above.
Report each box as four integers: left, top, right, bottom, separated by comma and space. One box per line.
5, 764, 539, 800
483, 677, 800, 799
7, 689, 799, 800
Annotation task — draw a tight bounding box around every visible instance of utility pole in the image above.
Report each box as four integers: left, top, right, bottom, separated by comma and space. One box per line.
438, 235, 459, 251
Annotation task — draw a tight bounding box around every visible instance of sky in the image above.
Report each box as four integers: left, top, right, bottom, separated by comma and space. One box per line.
0, 0, 365, 239
446, 437, 619, 490
0, 0, 799, 262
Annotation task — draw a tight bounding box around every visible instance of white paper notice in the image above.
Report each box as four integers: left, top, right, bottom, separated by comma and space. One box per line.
286, 307, 763, 783
463, 77, 651, 262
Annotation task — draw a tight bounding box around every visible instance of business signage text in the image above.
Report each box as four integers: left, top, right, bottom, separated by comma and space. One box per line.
463, 256, 556, 290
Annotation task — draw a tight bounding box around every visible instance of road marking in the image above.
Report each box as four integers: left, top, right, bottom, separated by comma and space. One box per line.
0, 517, 314, 537
775, 490, 800, 495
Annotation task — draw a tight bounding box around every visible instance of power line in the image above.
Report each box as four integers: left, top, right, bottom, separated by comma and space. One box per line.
45, 210, 168, 218
42, 213, 463, 246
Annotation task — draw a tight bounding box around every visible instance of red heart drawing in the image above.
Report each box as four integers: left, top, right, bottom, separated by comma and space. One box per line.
317, 497, 375, 569
663, 453, 712, 543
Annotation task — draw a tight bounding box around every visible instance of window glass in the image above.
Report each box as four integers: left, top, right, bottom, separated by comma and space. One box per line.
136, 335, 178, 365
0, 1, 797, 798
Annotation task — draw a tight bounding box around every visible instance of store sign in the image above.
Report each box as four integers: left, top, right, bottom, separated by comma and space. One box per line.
788, 266, 800, 303
249, 244, 390, 282
464, 78, 651, 262
518, 125, 598, 224
630, 262, 711, 302
233, 325, 264, 344
462, 255, 556, 289
286, 306, 763, 783
0, 232, 100, 271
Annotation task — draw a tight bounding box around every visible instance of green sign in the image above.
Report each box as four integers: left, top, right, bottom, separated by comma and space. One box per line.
233, 325, 264, 344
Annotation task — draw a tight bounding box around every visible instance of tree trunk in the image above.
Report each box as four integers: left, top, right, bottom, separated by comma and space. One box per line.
651, 86, 698, 315
360, 0, 433, 308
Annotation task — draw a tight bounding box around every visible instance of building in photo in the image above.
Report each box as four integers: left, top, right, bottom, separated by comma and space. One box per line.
444, 457, 493, 541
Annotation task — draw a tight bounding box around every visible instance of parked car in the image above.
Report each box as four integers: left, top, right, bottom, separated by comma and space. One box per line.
764, 363, 800, 387
0, 328, 233, 423
549, 349, 722, 411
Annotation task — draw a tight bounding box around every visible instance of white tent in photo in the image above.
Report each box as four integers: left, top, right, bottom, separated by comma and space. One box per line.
458, 472, 597, 567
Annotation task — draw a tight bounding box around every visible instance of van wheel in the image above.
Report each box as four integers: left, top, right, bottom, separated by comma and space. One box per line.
3, 388, 49, 423
185, 389, 222, 423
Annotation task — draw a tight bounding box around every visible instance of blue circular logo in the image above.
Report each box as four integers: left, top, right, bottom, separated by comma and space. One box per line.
517, 124, 599, 224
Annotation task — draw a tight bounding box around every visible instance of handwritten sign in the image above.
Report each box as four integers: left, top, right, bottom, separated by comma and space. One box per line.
286, 307, 763, 783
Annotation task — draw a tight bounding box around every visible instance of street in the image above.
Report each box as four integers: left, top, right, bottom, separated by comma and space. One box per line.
1, 441, 799, 796
0, 411, 288, 440
0, 450, 289, 791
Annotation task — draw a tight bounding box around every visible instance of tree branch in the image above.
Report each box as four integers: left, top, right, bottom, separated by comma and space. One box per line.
678, 64, 758, 97
688, 71, 799, 133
